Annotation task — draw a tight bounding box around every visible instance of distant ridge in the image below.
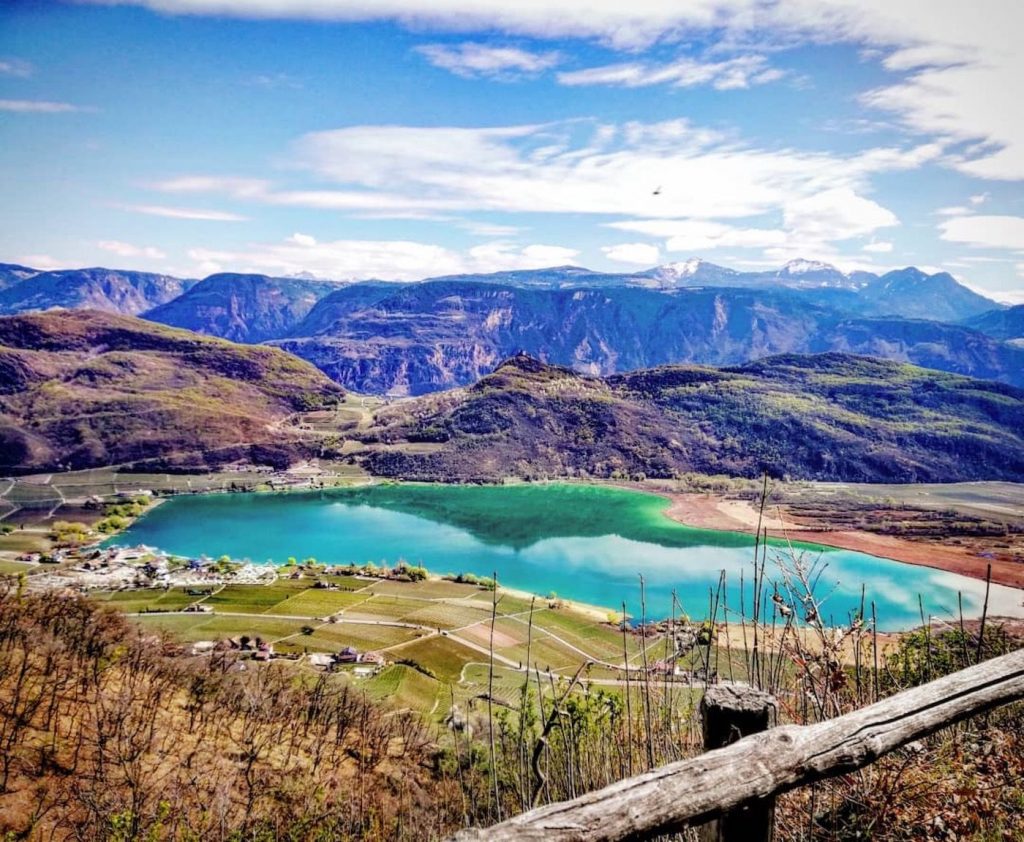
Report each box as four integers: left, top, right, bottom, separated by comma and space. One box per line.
0, 266, 195, 316
274, 281, 1024, 394
144, 272, 340, 343
0, 259, 1015, 397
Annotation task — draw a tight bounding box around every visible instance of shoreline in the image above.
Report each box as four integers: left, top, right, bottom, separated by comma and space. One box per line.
658, 491, 1024, 590
48, 476, 1024, 628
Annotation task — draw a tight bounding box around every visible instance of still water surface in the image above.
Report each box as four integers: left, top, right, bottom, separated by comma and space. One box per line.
109, 483, 1022, 630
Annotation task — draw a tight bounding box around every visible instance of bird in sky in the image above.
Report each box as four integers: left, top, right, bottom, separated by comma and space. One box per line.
652, 185, 662, 196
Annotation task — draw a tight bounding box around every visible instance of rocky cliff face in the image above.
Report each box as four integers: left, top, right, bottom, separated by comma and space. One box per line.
965, 304, 1024, 342
0, 268, 196, 316
273, 281, 1024, 394
144, 273, 339, 343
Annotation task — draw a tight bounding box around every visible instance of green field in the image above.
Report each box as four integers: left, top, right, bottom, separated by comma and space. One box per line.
271, 588, 372, 616
95, 575, 651, 714
203, 580, 311, 613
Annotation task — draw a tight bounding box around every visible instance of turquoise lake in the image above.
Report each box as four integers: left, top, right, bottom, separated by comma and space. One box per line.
108, 483, 1023, 630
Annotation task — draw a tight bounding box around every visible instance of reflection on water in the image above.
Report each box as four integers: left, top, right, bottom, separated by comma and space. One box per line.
108, 483, 1023, 631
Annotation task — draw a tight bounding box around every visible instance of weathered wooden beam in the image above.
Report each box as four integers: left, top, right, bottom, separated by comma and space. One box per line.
450, 648, 1024, 842
698, 685, 777, 842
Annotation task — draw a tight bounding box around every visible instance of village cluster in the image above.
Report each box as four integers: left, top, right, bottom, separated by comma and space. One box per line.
21, 543, 392, 677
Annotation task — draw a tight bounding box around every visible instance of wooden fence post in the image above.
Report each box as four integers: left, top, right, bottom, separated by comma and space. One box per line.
698, 685, 777, 842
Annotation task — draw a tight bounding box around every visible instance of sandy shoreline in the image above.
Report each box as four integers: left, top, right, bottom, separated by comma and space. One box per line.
661, 492, 1024, 590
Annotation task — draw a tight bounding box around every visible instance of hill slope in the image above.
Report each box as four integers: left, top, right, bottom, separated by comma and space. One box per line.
859, 268, 998, 322
359, 354, 1024, 483
965, 304, 1024, 343
0, 311, 344, 473
0, 262, 39, 290
144, 272, 339, 342
0, 267, 195, 316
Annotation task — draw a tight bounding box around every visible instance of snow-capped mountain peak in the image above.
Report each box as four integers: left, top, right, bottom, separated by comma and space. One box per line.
780, 259, 845, 276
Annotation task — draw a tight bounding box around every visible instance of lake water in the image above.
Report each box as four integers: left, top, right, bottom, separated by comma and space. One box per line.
108, 483, 1022, 630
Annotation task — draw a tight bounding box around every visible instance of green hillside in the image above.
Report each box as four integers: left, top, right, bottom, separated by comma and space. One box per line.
0, 310, 344, 473
360, 353, 1024, 483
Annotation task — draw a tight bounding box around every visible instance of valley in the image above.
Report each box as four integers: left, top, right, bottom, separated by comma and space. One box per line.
6, 6, 1024, 839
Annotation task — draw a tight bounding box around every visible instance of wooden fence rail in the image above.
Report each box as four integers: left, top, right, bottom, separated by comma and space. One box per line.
450, 647, 1024, 842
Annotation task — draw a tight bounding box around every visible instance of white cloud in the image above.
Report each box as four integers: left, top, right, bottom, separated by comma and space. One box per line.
939, 215, 1024, 251
459, 220, 523, 236
969, 192, 989, 205
935, 206, 972, 217
126, 204, 248, 222
416, 42, 559, 78
247, 72, 303, 89
601, 242, 661, 265
152, 118, 926, 267
0, 59, 33, 78
608, 218, 786, 252
558, 54, 783, 90
153, 176, 271, 198
186, 235, 579, 280
89, 0, 1024, 181
15, 254, 73, 271
862, 240, 893, 253
278, 120, 919, 222
998, 286, 1024, 305
782, 187, 898, 241
607, 187, 897, 258
79, 0, 764, 49
97, 240, 167, 259
0, 99, 90, 113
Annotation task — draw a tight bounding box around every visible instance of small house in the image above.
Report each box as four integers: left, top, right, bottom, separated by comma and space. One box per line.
336, 646, 359, 663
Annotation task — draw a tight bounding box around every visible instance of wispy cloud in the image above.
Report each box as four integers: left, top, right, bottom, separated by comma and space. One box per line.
149, 117, 934, 266
97, 239, 167, 259
0, 59, 33, 78
0, 99, 92, 113
416, 42, 559, 79
602, 242, 660, 265
558, 54, 783, 90
186, 234, 579, 281
125, 204, 248, 221
862, 240, 894, 253
86, 0, 1024, 180
247, 72, 303, 89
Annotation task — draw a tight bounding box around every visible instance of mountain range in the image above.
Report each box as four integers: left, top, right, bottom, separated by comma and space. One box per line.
0, 258, 1018, 395
965, 304, 1024, 344
0, 267, 196, 316
144, 273, 339, 343
273, 280, 1024, 394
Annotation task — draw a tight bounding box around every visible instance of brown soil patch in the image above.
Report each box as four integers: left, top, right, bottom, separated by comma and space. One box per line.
459, 621, 519, 650
663, 493, 1024, 589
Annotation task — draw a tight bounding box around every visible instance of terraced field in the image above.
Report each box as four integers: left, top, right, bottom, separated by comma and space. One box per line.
96, 573, 642, 716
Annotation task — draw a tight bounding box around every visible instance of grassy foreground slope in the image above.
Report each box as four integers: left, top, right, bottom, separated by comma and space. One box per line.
361, 353, 1024, 483
0, 310, 344, 473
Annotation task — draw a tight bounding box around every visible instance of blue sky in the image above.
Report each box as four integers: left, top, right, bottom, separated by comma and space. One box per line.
1, 1, 1023, 301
